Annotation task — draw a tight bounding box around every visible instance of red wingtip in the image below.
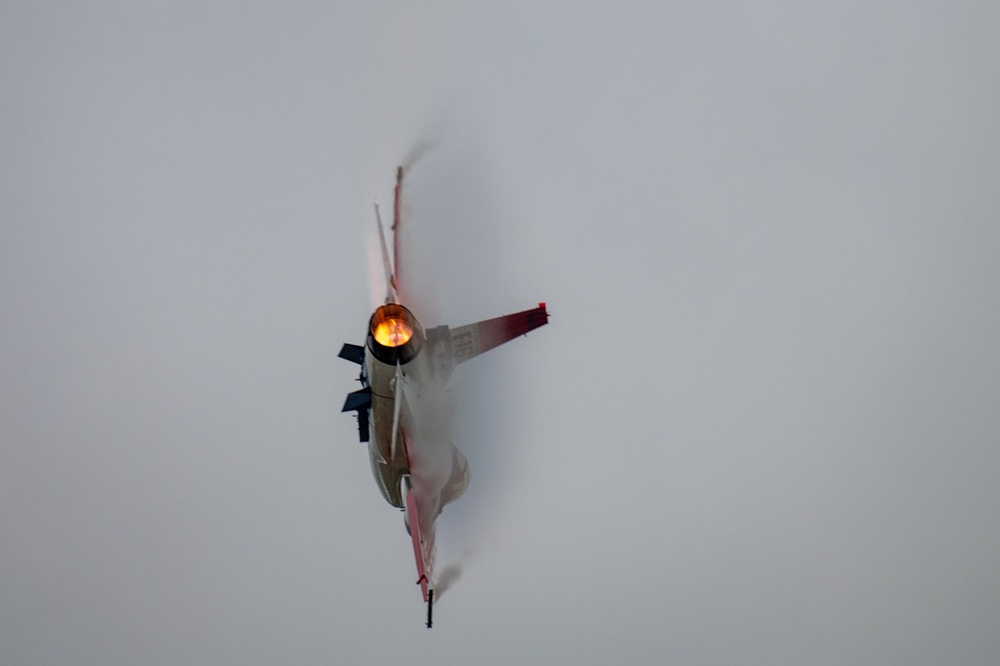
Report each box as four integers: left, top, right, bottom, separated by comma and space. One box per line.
538, 302, 547, 314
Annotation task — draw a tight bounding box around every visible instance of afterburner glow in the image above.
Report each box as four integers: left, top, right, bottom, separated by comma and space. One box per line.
373, 318, 413, 347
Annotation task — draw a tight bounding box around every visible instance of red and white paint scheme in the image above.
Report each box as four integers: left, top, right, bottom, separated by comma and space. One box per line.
339, 167, 548, 627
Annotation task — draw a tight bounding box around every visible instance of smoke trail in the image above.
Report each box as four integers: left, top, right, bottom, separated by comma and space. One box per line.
433, 563, 463, 599
402, 135, 438, 173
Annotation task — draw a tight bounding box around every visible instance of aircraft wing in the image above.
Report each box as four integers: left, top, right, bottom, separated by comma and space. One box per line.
402, 422, 436, 627
447, 302, 549, 365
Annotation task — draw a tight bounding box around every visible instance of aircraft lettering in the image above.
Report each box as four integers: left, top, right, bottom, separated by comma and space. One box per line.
452, 330, 475, 360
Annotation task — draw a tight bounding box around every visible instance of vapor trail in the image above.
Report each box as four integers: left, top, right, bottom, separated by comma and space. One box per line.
402, 136, 438, 172
434, 564, 463, 599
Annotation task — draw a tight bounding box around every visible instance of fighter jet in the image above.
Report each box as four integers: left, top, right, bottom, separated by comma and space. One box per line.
338, 166, 548, 627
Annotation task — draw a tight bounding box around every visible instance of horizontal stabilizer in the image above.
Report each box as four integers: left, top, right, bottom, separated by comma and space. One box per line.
342, 387, 372, 412
341, 388, 371, 443
356, 409, 370, 443
338, 343, 365, 365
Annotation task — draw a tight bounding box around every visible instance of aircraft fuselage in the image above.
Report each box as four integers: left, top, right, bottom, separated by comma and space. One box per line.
361, 303, 467, 516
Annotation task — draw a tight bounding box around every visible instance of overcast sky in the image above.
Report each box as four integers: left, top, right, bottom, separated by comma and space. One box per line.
3, 2, 1000, 664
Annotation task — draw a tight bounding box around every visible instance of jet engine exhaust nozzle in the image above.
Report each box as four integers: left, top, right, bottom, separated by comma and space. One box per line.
367, 303, 424, 365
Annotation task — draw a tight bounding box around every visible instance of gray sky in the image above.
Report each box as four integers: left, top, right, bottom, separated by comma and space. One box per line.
3, 2, 1000, 664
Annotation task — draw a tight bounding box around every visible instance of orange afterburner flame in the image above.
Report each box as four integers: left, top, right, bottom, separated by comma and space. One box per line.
373, 317, 413, 347
369, 304, 421, 359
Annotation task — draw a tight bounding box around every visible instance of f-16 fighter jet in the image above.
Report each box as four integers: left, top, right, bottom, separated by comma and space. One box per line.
339, 166, 548, 627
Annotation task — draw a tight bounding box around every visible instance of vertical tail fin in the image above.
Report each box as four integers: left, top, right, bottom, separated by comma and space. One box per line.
392, 166, 404, 299
374, 202, 398, 304
374, 165, 407, 305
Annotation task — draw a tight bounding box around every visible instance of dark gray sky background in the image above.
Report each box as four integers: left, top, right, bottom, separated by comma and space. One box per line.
3, 2, 999, 664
